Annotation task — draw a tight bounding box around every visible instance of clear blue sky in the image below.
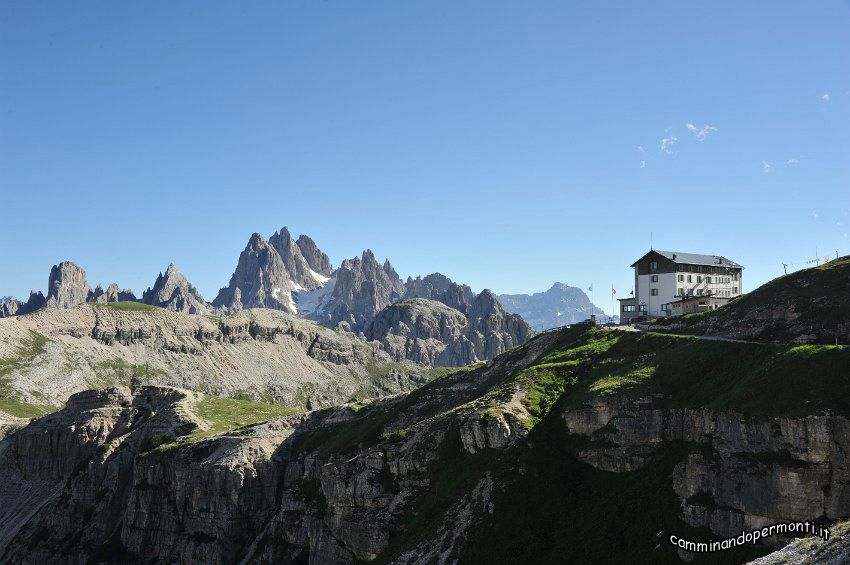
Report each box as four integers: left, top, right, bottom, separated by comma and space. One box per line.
2, 1, 848, 315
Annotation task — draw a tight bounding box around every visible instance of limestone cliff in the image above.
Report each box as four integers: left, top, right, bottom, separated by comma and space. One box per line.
45, 260, 91, 309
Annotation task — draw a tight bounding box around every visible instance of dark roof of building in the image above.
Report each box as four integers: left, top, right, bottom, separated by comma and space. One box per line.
631, 249, 743, 268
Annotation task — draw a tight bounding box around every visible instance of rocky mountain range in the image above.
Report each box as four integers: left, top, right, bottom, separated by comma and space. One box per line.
498, 282, 604, 330
1, 227, 537, 369
1, 261, 138, 318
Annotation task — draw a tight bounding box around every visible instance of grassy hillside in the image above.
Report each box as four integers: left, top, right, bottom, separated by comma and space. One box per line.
515, 326, 850, 418
653, 255, 850, 344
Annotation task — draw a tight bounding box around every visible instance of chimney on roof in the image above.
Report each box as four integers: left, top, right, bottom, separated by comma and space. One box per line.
672, 254, 677, 260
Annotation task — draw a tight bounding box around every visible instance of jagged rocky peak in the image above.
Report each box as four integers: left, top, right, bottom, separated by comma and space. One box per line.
404, 273, 476, 313
212, 232, 297, 313
142, 263, 209, 315
269, 226, 326, 291
0, 296, 21, 318
296, 234, 332, 277
45, 260, 91, 309
319, 250, 404, 333
90, 282, 137, 304
214, 228, 335, 315
437, 289, 536, 367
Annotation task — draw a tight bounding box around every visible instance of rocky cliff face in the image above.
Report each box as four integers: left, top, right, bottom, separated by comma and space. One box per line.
297, 234, 333, 277
436, 290, 535, 367
563, 395, 850, 541
317, 250, 404, 333
498, 282, 603, 330
142, 264, 209, 314
364, 298, 468, 366
45, 261, 91, 309
365, 293, 535, 367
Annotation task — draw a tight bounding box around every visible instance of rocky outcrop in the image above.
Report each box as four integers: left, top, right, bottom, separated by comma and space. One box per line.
365, 294, 535, 367
89, 283, 137, 303
317, 250, 404, 333
0, 297, 20, 318
45, 261, 91, 309
437, 290, 535, 367
142, 264, 209, 314
748, 520, 850, 564
404, 273, 475, 308
563, 394, 850, 542
365, 298, 468, 365
499, 282, 603, 330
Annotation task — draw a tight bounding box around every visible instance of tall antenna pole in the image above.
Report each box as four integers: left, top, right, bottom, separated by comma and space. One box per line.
651, 232, 653, 250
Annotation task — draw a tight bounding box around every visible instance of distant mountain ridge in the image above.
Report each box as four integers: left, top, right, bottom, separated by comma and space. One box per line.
498, 282, 604, 331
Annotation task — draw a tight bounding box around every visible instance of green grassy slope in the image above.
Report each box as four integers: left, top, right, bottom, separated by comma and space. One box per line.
518, 326, 850, 418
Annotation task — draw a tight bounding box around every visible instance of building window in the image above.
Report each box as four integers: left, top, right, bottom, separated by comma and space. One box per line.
623, 305, 636, 312
650, 261, 657, 271
677, 287, 684, 296
651, 275, 658, 282
651, 289, 659, 296
639, 305, 647, 312
697, 289, 703, 296
687, 289, 694, 296
733, 287, 738, 294
687, 275, 692, 283
706, 276, 712, 283
697, 276, 703, 283
677, 274, 684, 282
